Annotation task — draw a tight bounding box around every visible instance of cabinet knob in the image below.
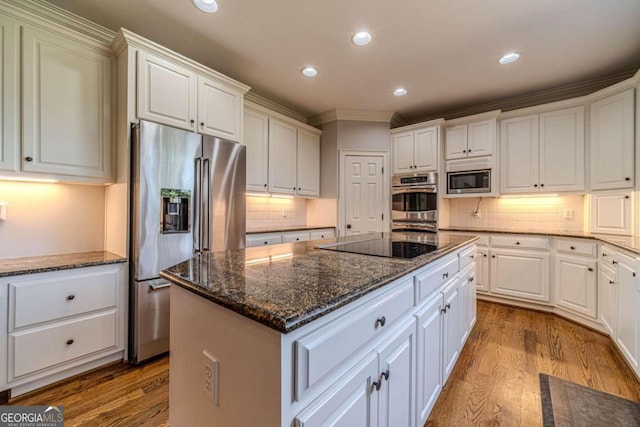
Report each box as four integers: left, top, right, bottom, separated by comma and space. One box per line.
625, 177, 631, 181
190, 119, 195, 124
381, 370, 390, 381
263, 241, 268, 245
295, 238, 299, 241
470, 255, 474, 259
293, 187, 296, 190
200, 122, 205, 127
588, 268, 593, 272
414, 165, 417, 169
534, 184, 538, 187
443, 272, 449, 279
570, 246, 576, 250
298, 187, 301, 191
469, 277, 474, 282
540, 183, 544, 187
371, 380, 382, 392
609, 280, 615, 285
409, 165, 413, 169
612, 260, 618, 265
492, 255, 496, 258
264, 184, 267, 187
375, 316, 386, 328
446, 303, 451, 310
25, 156, 33, 162
483, 254, 487, 258
66, 295, 75, 301
463, 150, 466, 153
346, 224, 352, 229
66, 339, 74, 346
515, 242, 520, 245
625, 195, 630, 199
440, 307, 447, 314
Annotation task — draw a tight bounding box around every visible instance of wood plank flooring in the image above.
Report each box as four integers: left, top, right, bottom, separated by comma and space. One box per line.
7, 301, 640, 426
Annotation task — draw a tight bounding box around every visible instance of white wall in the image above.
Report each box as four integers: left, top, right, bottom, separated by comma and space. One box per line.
0, 182, 106, 258
336, 121, 391, 152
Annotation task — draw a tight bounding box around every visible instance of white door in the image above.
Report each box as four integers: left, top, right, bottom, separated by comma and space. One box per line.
137, 50, 197, 131
243, 108, 269, 192
294, 352, 379, 427
444, 125, 467, 160
598, 265, 617, 337
415, 294, 443, 425
268, 118, 297, 195
377, 319, 416, 427
490, 249, 550, 302
197, 76, 242, 141
297, 129, 320, 197
413, 127, 438, 172
539, 106, 585, 192
466, 119, 494, 157
0, 16, 18, 172
615, 255, 639, 372
441, 280, 460, 384
22, 27, 112, 180
500, 114, 539, 193
590, 191, 633, 235
344, 155, 384, 235
475, 249, 490, 292
554, 254, 597, 318
392, 132, 414, 173
590, 89, 635, 190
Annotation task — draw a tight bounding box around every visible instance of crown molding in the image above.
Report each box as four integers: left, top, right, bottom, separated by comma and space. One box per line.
113, 28, 250, 93
403, 69, 638, 125
1, 0, 115, 46
244, 92, 308, 124
444, 110, 501, 126
308, 109, 395, 126
390, 118, 446, 134
245, 101, 321, 135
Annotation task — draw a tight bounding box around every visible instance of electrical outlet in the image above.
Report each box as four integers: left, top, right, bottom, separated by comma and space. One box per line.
563, 208, 573, 220
282, 208, 288, 218
202, 350, 219, 405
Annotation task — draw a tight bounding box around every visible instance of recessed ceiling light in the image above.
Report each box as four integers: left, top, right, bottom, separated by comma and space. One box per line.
499, 52, 520, 65
193, 0, 218, 13
352, 31, 372, 46
394, 88, 407, 96
301, 66, 318, 77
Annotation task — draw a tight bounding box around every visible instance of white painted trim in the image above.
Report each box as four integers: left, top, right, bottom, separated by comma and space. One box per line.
338, 149, 390, 236
498, 96, 590, 120
390, 118, 445, 134
309, 109, 395, 126
444, 110, 501, 127
245, 101, 321, 135
112, 29, 250, 94
244, 91, 308, 124
586, 74, 639, 102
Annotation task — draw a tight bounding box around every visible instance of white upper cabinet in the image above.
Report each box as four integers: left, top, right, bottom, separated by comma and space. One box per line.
137, 51, 197, 132
589, 89, 635, 191
0, 16, 19, 172
501, 106, 585, 194
500, 114, 539, 193
444, 118, 495, 160
243, 108, 269, 193
590, 190, 633, 235
22, 26, 113, 180
197, 75, 242, 141
392, 125, 439, 174
297, 128, 320, 197
268, 118, 297, 195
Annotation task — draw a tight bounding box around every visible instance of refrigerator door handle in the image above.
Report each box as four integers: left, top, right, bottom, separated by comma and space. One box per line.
202, 158, 211, 251
149, 281, 171, 291
194, 157, 202, 253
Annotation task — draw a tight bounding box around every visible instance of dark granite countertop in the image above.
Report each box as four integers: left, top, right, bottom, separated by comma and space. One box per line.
161, 231, 477, 333
0, 251, 127, 278
246, 225, 336, 234
441, 227, 640, 256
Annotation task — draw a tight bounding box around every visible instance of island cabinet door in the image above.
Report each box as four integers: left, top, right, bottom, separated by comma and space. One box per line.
415, 293, 444, 425
294, 352, 379, 427
441, 279, 461, 385
376, 318, 416, 427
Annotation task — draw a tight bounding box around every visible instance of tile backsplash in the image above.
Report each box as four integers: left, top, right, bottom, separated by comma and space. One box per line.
246, 196, 307, 230
447, 195, 586, 232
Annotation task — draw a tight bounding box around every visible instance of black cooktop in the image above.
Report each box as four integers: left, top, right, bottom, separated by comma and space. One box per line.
321, 238, 438, 259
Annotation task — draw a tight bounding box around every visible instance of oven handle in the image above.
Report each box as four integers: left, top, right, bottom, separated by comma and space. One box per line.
392, 222, 438, 231
392, 186, 437, 195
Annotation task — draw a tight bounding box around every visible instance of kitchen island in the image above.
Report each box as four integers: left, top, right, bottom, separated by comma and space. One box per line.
161, 232, 478, 427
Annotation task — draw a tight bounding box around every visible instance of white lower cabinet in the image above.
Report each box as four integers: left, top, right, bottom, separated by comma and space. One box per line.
614, 252, 639, 373
475, 248, 490, 292
246, 228, 335, 247
441, 279, 461, 383
598, 263, 617, 336
490, 248, 550, 303
415, 293, 443, 424
554, 254, 597, 318
1, 263, 127, 396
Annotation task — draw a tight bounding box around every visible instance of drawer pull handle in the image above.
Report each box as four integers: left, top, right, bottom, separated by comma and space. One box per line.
66, 339, 74, 346
570, 246, 576, 250
66, 295, 75, 301
602, 253, 607, 257
446, 303, 451, 310
381, 370, 390, 381
588, 268, 593, 272
443, 272, 449, 279
612, 260, 618, 265
375, 316, 386, 328
371, 380, 382, 392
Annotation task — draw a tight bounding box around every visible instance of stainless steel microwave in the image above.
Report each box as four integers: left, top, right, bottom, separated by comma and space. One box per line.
447, 169, 491, 194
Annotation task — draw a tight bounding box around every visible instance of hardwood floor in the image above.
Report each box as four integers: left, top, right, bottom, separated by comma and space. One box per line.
7, 301, 640, 426
427, 300, 640, 426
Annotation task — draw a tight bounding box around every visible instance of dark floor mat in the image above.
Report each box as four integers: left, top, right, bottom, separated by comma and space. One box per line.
539, 373, 640, 426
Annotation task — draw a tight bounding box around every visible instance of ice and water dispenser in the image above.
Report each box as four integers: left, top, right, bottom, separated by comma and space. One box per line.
161, 188, 191, 233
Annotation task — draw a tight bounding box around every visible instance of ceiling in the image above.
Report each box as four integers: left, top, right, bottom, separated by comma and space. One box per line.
48, 0, 640, 123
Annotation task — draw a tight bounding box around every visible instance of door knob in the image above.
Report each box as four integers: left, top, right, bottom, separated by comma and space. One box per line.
346, 224, 352, 229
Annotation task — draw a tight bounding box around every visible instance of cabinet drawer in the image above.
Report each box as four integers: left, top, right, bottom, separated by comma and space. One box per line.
600, 245, 617, 267
10, 268, 119, 329
556, 239, 597, 258
459, 246, 477, 270
491, 235, 549, 250
309, 228, 335, 240
10, 310, 118, 379
294, 278, 414, 400
246, 233, 282, 247
282, 231, 311, 243
415, 255, 459, 302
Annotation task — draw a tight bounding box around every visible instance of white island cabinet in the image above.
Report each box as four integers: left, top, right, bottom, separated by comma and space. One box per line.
167, 240, 477, 427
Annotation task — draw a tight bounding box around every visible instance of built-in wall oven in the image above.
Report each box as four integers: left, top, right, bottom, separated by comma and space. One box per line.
391, 172, 438, 233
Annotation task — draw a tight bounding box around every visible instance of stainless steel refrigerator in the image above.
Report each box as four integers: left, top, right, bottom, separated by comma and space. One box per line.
130, 120, 246, 363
